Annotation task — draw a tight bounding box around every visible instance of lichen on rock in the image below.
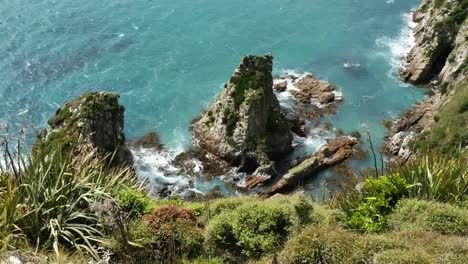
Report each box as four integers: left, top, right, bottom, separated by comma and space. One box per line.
35, 92, 133, 166
191, 54, 293, 177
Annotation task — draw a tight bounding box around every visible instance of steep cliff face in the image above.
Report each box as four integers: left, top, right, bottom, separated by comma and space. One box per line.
36, 92, 133, 166
387, 0, 468, 161
191, 54, 292, 174
400, 0, 467, 86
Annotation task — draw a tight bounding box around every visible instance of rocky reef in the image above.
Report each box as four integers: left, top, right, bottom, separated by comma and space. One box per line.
35, 92, 133, 166
262, 136, 358, 196
191, 54, 293, 180
400, 0, 467, 86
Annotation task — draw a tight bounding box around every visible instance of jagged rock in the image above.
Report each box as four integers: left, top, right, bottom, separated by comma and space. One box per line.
127, 132, 163, 149
439, 20, 468, 85
318, 92, 335, 104
244, 174, 271, 189
191, 54, 293, 175
290, 74, 336, 104
383, 92, 445, 161
262, 137, 358, 196
285, 112, 309, 137
400, 0, 468, 85
173, 147, 230, 177
274, 80, 287, 92
35, 92, 133, 166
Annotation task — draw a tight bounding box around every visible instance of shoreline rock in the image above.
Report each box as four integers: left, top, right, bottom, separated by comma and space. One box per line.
400, 0, 467, 86
35, 92, 133, 167
386, 0, 467, 161
261, 136, 358, 197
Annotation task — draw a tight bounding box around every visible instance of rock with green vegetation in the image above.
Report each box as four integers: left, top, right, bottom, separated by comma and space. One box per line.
35, 92, 133, 166
400, 0, 468, 85
262, 136, 358, 196
385, 78, 467, 157
191, 54, 292, 181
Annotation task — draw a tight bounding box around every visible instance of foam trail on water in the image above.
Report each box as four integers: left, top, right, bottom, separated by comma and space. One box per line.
375, 12, 416, 84
131, 139, 191, 196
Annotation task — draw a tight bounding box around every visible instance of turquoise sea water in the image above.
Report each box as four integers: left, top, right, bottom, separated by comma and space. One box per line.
0, 0, 426, 196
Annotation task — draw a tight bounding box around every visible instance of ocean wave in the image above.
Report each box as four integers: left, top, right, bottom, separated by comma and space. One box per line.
375, 12, 416, 82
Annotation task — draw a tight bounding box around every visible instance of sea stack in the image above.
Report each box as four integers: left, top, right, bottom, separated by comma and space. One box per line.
35, 92, 133, 166
191, 54, 293, 178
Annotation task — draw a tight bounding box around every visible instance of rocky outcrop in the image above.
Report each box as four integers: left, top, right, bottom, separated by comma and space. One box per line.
439, 20, 468, 86
262, 137, 358, 196
383, 91, 446, 161
35, 92, 133, 166
274, 73, 336, 104
191, 54, 293, 178
400, 0, 467, 86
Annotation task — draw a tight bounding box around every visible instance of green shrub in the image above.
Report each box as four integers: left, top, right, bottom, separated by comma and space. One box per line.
153, 196, 206, 218
205, 194, 313, 259
388, 199, 468, 235
182, 256, 224, 264
207, 196, 255, 218
389, 152, 468, 203
375, 249, 431, 264
310, 205, 347, 227
117, 189, 155, 218
141, 205, 204, 262
278, 226, 401, 264
279, 227, 356, 264
347, 174, 411, 233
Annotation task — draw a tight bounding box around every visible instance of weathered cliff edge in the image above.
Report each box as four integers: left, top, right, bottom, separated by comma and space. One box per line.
191, 54, 293, 180
35, 92, 133, 166
386, 0, 467, 161
400, 0, 467, 85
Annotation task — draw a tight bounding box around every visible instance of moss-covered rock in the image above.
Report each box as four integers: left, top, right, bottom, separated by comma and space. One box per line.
191, 54, 292, 182
35, 92, 133, 166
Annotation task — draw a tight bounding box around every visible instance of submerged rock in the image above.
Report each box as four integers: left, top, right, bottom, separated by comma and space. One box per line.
127, 131, 163, 150
273, 80, 288, 92
35, 92, 133, 166
262, 136, 358, 196
191, 54, 293, 177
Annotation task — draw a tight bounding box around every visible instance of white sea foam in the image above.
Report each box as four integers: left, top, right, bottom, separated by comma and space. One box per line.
375, 12, 416, 82
131, 145, 191, 195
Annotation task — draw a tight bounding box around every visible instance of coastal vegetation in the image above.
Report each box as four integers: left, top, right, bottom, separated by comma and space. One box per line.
1, 0, 467, 263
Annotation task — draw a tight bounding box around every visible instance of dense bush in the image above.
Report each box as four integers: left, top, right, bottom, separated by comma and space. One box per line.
278, 226, 401, 264
347, 174, 411, 233
0, 146, 137, 259
388, 199, 468, 235
205, 194, 313, 259
374, 249, 431, 264
207, 196, 255, 218
117, 189, 155, 218
389, 152, 468, 203
279, 226, 357, 264
142, 205, 204, 262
